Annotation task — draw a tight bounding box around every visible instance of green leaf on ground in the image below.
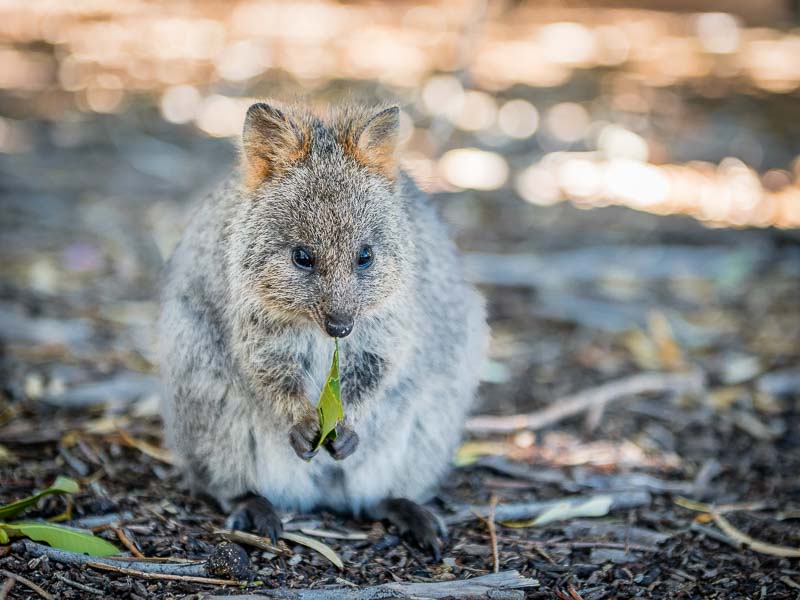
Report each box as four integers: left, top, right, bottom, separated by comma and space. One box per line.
313, 339, 344, 452
503, 495, 613, 527
0, 521, 119, 556
0, 476, 80, 521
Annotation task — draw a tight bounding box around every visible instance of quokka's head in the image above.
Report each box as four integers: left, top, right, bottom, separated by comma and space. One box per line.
230, 101, 413, 338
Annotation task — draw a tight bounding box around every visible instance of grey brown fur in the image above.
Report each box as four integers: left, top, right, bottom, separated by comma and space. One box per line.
158, 100, 488, 555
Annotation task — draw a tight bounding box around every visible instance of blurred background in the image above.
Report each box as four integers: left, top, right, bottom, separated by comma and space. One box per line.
1, 0, 800, 596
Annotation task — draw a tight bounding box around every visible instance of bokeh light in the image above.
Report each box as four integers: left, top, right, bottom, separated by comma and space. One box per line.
497, 100, 539, 139
0, 1, 798, 228
440, 148, 509, 191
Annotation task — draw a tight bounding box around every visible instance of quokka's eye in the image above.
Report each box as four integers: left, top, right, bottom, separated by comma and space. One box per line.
292, 246, 314, 271
356, 245, 374, 269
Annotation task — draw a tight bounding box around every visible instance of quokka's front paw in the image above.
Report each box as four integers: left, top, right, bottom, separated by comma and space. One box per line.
325, 422, 359, 460
289, 414, 320, 460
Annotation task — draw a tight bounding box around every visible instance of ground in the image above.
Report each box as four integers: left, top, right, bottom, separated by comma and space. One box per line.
1, 3, 800, 597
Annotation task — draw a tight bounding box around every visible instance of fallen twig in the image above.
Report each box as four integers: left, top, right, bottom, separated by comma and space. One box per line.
0, 579, 14, 600
207, 569, 538, 599
678, 498, 800, 557
85, 561, 243, 586
53, 573, 105, 596
445, 490, 651, 525
104, 554, 201, 563
0, 569, 53, 600
115, 426, 174, 464
216, 529, 289, 555
684, 507, 800, 557
20, 540, 208, 576
529, 540, 659, 553
780, 576, 800, 590
476, 495, 499, 573
675, 497, 770, 514
115, 527, 145, 558
710, 512, 800, 558
568, 584, 586, 600
466, 371, 704, 434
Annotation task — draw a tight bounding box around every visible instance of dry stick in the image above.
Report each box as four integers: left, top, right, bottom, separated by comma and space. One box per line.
115, 427, 174, 464
0, 569, 53, 600
446, 489, 652, 526
488, 496, 499, 573
674, 496, 770, 514
53, 573, 105, 596
711, 512, 800, 558
476, 496, 499, 573
526, 540, 659, 553
568, 583, 586, 600
0, 579, 14, 600
780, 576, 800, 590
216, 528, 289, 555
104, 555, 201, 563
466, 371, 705, 434
21, 540, 208, 577
85, 561, 241, 586
115, 527, 145, 558
208, 569, 538, 600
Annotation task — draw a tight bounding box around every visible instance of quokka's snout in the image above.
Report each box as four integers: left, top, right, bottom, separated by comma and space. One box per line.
323, 312, 354, 338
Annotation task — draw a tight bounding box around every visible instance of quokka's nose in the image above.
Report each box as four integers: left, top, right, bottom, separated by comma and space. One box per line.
324, 313, 354, 338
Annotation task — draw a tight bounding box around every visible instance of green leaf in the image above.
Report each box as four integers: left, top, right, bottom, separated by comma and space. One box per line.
0, 476, 80, 521
0, 528, 8, 544
503, 495, 613, 528
0, 522, 119, 556
313, 339, 344, 452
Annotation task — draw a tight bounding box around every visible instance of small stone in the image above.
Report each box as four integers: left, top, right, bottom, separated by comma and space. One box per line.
206, 542, 252, 581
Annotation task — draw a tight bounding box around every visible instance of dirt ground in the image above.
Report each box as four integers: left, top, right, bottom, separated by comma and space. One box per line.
2, 2, 800, 598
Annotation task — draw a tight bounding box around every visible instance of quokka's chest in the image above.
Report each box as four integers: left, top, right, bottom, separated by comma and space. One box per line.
338, 350, 388, 404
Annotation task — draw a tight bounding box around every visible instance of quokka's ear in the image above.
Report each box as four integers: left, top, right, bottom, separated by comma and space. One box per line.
351, 106, 400, 179
241, 102, 308, 189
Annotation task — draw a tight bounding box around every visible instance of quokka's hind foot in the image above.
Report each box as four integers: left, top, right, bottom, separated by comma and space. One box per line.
370, 498, 447, 561
226, 493, 283, 544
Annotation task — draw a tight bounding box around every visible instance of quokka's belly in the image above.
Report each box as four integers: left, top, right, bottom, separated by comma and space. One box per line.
251, 410, 423, 514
